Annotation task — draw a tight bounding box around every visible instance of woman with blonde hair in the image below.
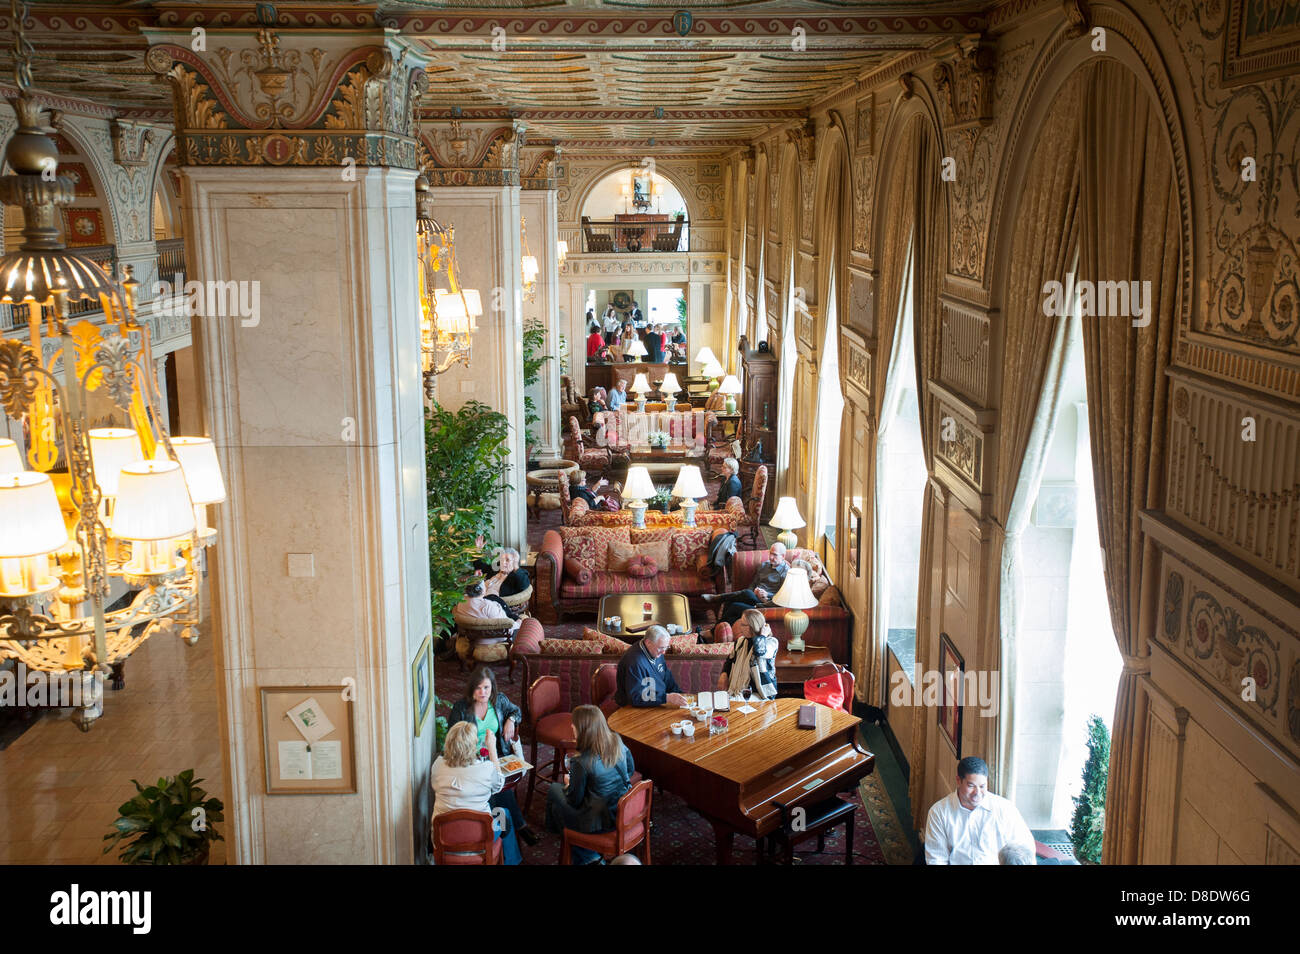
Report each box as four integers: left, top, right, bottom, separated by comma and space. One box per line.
431, 720, 522, 864
544, 704, 635, 864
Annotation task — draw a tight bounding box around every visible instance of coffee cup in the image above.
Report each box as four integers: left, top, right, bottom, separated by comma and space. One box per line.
682, 722, 695, 737
670, 723, 682, 736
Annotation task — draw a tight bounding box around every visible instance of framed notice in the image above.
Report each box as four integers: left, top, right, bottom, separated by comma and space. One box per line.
937, 634, 964, 758
260, 685, 357, 795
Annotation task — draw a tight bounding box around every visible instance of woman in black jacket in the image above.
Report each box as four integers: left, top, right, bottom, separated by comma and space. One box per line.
447, 666, 538, 845
714, 457, 742, 508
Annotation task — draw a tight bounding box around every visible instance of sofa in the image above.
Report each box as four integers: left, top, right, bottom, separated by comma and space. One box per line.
565, 492, 747, 531
535, 524, 731, 624
725, 547, 853, 665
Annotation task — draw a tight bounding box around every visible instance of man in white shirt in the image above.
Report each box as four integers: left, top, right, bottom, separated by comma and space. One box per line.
924, 756, 1035, 865
603, 310, 621, 344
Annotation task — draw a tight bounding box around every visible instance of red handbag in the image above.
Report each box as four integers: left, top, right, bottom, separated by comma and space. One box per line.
804, 669, 848, 712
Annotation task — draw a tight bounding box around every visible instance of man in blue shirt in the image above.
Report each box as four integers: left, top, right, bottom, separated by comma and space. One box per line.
614, 627, 687, 707
608, 378, 627, 410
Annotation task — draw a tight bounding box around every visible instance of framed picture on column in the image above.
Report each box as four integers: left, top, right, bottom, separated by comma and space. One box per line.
412, 635, 433, 737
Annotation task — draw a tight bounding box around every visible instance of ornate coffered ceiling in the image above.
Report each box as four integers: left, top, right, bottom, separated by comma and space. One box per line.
0, 1, 986, 149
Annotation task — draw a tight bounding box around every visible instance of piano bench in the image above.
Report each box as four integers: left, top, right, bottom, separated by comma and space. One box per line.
761, 795, 857, 866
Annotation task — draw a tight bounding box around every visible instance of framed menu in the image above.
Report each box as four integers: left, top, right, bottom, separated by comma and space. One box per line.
260, 685, 358, 795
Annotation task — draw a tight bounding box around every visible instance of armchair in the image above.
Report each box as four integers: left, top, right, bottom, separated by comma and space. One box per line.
739, 464, 768, 548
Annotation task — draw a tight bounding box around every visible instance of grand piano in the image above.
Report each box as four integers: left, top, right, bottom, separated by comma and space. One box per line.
608, 697, 874, 863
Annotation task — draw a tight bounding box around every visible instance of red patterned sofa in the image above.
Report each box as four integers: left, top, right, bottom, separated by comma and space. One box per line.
565, 493, 746, 531
725, 547, 853, 665
535, 524, 730, 624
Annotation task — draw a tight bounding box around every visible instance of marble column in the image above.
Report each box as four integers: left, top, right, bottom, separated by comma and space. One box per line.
426, 184, 528, 553
521, 186, 560, 460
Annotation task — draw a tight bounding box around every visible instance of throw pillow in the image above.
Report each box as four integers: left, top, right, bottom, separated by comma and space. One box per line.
666, 632, 698, 653
538, 638, 604, 656
564, 558, 592, 585
607, 539, 672, 573
693, 641, 734, 656
627, 556, 659, 578
559, 526, 630, 571
669, 528, 712, 571
582, 627, 632, 655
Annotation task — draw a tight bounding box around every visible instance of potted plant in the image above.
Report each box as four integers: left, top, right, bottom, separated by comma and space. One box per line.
103, 769, 224, 865
648, 430, 670, 449
649, 486, 674, 514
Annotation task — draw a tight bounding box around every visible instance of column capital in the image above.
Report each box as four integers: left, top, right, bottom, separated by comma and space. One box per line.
420, 118, 526, 187
144, 27, 427, 169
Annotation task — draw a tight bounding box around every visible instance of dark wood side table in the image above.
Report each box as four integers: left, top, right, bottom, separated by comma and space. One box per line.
774, 644, 834, 696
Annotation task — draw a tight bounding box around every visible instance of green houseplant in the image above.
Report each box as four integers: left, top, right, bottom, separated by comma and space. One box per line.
522, 317, 552, 461
103, 769, 224, 865
649, 486, 674, 514
1070, 714, 1110, 864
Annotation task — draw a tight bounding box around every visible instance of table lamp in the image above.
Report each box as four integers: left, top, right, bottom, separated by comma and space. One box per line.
671, 464, 707, 527
694, 346, 719, 371
660, 371, 682, 411
623, 465, 656, 529
630, 371, 651, 412
702, 358, 725, 391
718, 374, 742, 414
624, 338, 648, 363
773, 566, 817, 653
770, 496, 805, 550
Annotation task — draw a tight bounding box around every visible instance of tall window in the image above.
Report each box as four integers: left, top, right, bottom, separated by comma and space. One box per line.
775, 255, 798, 486
813, 277, 844, 542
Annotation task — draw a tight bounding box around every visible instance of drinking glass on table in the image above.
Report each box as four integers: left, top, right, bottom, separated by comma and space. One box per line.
742, 686, 752, 703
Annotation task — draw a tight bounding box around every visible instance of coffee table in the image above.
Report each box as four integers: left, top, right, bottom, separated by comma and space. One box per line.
598, 592, 691, 639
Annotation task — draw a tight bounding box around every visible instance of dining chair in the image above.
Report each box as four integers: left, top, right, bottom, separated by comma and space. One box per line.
559, 778, 653, 865
591, 663, 618, 716
524, 674, 577, 818
431, 810, 502, 865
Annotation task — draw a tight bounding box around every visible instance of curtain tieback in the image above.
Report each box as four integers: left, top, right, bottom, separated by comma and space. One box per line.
1120, 652, 1150, 674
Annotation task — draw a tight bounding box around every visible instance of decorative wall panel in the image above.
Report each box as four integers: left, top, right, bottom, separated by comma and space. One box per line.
938, 298, 990, 406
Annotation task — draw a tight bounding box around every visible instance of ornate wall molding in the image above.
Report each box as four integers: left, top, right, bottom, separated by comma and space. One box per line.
933, 34, 997, 134
146, 31, 427, 169
564, 255, 724, 277
929, 380, 996, 505
938, 296, 991, 406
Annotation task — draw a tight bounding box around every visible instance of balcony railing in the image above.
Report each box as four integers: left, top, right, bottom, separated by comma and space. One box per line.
157, 237, 186, 285
580, 215, 688, 253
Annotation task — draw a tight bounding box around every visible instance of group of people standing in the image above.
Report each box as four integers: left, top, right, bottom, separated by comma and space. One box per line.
586, 302, 686, 364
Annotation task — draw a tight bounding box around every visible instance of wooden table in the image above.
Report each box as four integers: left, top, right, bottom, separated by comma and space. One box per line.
774, 645, 834, 695
598, 592, 690, 639
608, 697, 874, 863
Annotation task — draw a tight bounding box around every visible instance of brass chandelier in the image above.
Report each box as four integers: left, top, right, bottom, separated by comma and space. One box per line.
0, 2, 224, 730
416, 174, 481, 397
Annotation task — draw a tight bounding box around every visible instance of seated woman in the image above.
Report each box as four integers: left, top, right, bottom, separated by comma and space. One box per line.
447, 666, 538, 846
473, 546, 530, 601
431, 721, 523, 864
456, 580, 522, 632
714, 457, 742, 508
544, 704, 636, 864
714, 608, 779, 699
569, 474, 621, 511
588, 387, 609, 416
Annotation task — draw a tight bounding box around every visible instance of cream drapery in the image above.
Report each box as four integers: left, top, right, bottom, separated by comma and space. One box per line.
991, 74, 1084, 797
1078, 62, 1179, 866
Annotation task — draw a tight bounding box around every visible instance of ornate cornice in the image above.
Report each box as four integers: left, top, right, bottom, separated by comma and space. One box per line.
144, 29, 427, 169
786, 119, 816, 163
933, 34, 996, 132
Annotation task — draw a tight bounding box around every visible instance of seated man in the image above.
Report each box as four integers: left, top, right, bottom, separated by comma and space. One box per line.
614, 626, 687, 708
701, 542, 791, 625
455, 580, 521, 634
924, 756, 1034, 865
570, 474, 621, 511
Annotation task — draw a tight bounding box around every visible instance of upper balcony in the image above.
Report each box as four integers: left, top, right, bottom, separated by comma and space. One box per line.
579, 214, 688, 254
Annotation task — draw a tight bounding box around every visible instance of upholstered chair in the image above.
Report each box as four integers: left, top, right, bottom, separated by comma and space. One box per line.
559, 779, 653, 865
431, 810, 502, 865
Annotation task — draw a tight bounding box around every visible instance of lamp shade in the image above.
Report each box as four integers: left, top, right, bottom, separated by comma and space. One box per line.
659, 372, 682, 394
89, 427, 144, 498
521, 254, 539, 284
671, 464, 706, 500
111, 460, 196, 541
0, 438, 22, 473
772, 567, 817, 610
556, 239, 568, 262
702, 358, 725, 378
623, 465, 656, 501
694, 346, 719, 366
770, 496, 806, 530
0, 472, 67, 558
171, 436, 227, 505
624, 339, 648, 358
630, 372, 651, 394
718, 374, 743, 395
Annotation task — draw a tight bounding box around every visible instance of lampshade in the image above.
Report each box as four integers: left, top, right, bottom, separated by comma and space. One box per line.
434, 288, 483, 331
773, 567, 817, 610
702, 358, 725, 378
625, 339, 648, 358
556, 240, 568, 262
694, 347, 718, 366
623, 465, 656, 501
89, 427, 144, 498
111, 460, 196, 541
718, 374, 743, 395
521, 254, 539, 283
171, 436, 227, 505
659, 372, 682, 394
671, 464, 706, 500
630, 372, 651, 394
0, 438, 22, 473
0, 471, 67, 558
770, 496, 806, 530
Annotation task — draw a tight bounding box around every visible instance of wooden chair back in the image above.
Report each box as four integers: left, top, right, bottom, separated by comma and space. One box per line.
432, 810, 501, 865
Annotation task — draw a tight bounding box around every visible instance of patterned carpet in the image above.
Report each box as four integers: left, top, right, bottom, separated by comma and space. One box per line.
436, 656, 888, 865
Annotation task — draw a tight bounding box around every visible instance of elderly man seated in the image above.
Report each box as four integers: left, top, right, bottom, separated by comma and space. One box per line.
701, 542, 793, 625
614, 625, 687, 708
455, 580, 521, 634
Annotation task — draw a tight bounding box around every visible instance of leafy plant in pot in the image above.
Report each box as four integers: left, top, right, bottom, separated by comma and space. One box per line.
649, 486, 674, 514
103, 769, 224, 865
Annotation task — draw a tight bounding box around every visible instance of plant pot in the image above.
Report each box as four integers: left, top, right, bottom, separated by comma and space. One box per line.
181, 846, 211, 866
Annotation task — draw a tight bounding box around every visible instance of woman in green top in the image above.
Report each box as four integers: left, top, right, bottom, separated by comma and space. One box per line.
447, 666, 535, 845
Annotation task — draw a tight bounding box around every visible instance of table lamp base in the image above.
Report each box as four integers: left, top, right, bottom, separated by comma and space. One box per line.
784, 608, 809, 653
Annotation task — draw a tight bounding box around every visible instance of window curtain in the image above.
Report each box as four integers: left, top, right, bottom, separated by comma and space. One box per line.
991, 74, 1084, 798
1077, 62, 1179, 865
854, 120, 920, 702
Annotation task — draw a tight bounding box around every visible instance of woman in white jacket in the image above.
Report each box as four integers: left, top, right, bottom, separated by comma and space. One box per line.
431, 721, 522, 864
